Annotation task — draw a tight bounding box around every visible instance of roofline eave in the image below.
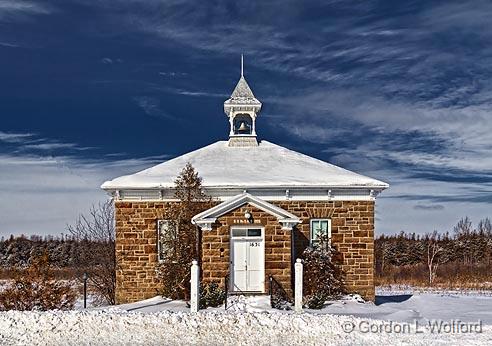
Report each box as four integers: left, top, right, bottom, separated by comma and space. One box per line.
101, 183, 389, 191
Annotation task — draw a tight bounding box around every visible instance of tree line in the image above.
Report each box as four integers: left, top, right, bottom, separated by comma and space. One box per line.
0, 234, 103, 271
375, 217, 492, 286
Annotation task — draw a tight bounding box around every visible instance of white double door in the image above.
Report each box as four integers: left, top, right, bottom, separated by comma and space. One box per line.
230, 228, 264, 292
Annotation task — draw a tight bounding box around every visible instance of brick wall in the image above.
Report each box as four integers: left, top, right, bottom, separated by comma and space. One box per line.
274, 201, 375, 301
115, 201, 172, 303
114, 200, 375, 304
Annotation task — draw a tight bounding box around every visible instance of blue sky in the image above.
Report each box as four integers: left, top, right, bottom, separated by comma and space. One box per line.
1, 0, 491, 237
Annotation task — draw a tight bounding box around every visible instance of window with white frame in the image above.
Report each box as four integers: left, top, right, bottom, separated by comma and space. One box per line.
310, 219, 331, 248
157, 220, 172, 261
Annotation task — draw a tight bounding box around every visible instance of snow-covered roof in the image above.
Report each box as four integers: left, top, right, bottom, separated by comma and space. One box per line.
101, 140, 389, 190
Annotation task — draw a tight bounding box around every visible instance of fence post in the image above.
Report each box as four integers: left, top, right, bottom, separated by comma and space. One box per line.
82, 272, 88, 309
190, 260, 200, 313
295, 258, 303, 313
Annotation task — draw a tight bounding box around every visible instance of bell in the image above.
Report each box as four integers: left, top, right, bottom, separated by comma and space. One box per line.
238, 121, 249, 132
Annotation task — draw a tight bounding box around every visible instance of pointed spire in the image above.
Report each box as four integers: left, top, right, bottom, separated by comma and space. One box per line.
241, 54, 244, 77
224, 55, 262, 109
230, 76, 255, 99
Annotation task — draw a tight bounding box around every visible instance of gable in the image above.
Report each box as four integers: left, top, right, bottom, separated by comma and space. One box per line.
192, 193, 300, 231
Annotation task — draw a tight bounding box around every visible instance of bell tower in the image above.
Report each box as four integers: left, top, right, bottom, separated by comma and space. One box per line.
224, 55, 262, 147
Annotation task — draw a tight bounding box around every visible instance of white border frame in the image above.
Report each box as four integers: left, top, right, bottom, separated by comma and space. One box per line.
309, 218, 332, 246
229, 225, 265, 293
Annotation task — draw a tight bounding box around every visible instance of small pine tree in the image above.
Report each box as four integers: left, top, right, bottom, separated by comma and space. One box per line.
155, 163, 212, 300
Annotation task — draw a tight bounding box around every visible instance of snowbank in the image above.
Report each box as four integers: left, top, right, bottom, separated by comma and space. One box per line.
1, 293, 491, 345
0, 307, 489, 345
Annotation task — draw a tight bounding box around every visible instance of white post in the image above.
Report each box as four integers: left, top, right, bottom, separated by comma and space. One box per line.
190, 260, 199, 313
295, 258, 303, 313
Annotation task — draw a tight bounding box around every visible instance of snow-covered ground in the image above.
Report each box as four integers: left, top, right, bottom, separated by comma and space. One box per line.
324, 292, 492, 324
111, 292, 492, 325
378, 285, 492, 296
73, 294, 102, 310
1, 291, 492, 345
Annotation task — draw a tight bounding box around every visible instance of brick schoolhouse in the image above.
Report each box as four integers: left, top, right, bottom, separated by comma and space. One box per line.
102, 63, 388, 304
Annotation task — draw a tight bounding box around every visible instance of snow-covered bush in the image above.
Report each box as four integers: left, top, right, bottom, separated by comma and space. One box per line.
304, 292, 326, 309
199, 282, 226, 308
269, 276, 292, 310
0, 253, 76, 311
301, 242, 345, 309
270, 294, 292, 310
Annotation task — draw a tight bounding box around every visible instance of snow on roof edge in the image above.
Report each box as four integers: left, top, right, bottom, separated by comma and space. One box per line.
100, 140, 389, 190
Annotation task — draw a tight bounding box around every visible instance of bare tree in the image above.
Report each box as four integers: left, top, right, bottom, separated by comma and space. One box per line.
425, 231, 444, 285
67, 200, 116, 305
477, 218, 492, 234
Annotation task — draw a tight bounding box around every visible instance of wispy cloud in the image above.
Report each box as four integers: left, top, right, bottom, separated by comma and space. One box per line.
0, 151, 160, 235
268, 85, 492, 175
23, 142, 91, 151
147, 84, 227, 98
0, 41, 19, 48
0, 131, 97, 153
413, 204, 445, 211
89, 0, 492, 114
174, 90, 228, 98
0, 131, 34, 143
0, 1, 53, 22
133, 96, 175, 119
158, 71, 187, 77
0, 133, 167, 236
100, 57, 123, 64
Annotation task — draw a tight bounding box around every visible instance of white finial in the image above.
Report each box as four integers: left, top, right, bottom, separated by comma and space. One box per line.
241, 54, 244, 77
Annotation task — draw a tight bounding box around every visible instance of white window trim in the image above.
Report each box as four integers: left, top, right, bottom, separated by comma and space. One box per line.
157, 219, 170, 262
230, 225, 264, 240
310, 218, 331, 247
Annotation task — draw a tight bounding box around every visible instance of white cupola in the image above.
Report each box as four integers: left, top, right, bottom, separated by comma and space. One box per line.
224, 55, 262, 147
